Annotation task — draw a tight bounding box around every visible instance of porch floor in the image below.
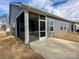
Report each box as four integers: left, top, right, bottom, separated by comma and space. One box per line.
31, 38, 79, 59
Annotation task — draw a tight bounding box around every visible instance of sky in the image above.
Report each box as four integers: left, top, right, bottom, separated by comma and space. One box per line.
0, 0, 79, 22
55, 0, 79, 21
0, 0, 67, 15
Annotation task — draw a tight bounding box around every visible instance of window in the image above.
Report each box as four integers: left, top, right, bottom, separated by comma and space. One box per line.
71, 25, 73, 32
50, 21, 53, 25
50, 26, 53, 31
40, 32, 45, 37
61, 27, 63, 30
64, 27, 66, 30
49, 20, 53, 26
49, 21, 53, 31
40, 21, 45, 31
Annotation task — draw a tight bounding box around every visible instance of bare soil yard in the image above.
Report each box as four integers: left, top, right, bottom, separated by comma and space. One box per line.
54, 32, 79, 43
0, 31, 44, 59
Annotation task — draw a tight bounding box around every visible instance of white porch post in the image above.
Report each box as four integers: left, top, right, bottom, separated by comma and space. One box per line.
39, 15, 40, 40
15, 18, 17, 36
46, 16, 48, 39
24, 11, 29, 44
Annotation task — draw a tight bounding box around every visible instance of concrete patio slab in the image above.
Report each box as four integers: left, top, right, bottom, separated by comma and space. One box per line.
30, 38, 79, 59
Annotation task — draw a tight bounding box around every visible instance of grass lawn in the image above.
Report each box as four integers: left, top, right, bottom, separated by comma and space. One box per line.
54, 32, 79, 43
0, 31, 45, 59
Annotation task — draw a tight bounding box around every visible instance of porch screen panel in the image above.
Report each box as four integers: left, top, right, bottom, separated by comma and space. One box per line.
29, 12, 39, 42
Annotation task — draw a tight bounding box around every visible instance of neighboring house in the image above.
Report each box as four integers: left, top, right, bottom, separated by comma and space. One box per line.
74, 24, 79, 32
0, 24, 2, 30
9, 2, 79, 44
0, 14, 9, 31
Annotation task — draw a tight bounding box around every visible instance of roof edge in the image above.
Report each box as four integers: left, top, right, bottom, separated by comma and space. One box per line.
9, 2, 79, 24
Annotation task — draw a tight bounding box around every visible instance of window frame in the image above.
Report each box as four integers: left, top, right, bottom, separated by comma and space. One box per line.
49, 20, 54, 31
64, 26, 66, 30
61, 26, 63, 30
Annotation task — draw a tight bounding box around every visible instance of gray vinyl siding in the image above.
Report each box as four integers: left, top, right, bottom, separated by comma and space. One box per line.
54, 19, 61, 36
60, 21, 71, 33
47, 17, 56, 37
10, 4, 22, 35
47, 17, 72, 37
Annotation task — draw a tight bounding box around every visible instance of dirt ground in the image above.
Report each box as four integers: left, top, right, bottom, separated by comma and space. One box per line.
0, 31, 44, 59
54, 32, 79, 43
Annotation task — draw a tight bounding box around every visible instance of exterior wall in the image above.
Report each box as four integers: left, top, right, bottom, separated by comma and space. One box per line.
54, 19, 62, 36
9, 4, 22, 35
9, 4, 79, 44
75, 24, 79, 29
71, 23, 76, 32
47, 17, 55, 37
74, 24, 79, 32
60, 21, 71, 33
47, 17, 72, 37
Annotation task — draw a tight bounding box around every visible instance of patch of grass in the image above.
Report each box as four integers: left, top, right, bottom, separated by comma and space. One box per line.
0, 31, 45, 59
54, 32, 79, 43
